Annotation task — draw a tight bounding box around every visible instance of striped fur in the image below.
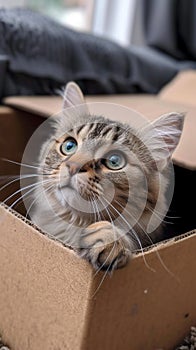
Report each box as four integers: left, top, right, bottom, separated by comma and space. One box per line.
30, 82, 184, 271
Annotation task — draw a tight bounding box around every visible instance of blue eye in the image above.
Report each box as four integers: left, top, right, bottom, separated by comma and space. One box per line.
61, 138, 78, 155
104, 152, 126, 170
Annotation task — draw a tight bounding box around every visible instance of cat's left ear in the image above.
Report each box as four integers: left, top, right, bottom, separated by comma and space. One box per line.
142, 112, 185, 168
63, 81, 89, 114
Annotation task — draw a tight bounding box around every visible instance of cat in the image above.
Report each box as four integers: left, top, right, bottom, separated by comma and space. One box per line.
28, 82, 184, 271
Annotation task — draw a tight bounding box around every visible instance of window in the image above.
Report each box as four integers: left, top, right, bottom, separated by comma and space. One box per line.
0, 0, 93, 31
0, 0, 144, 45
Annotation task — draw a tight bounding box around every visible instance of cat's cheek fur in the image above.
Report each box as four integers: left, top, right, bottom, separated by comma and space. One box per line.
77, 221, 134, 271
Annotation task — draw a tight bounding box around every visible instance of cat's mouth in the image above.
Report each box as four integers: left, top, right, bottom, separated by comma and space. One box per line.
58, 182, 99, 200
58, 183, 72, 190
57, 183, 76, 197
56, 181, 104, 213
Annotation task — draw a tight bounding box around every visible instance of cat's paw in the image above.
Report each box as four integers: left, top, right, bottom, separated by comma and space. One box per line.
78, 221, 132, 271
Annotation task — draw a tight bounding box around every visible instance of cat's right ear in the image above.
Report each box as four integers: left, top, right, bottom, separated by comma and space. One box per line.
63, 82, 89, 114
141, 111, 185, 170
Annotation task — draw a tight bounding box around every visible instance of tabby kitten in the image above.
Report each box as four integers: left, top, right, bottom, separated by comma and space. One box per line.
29, 82, 184, 271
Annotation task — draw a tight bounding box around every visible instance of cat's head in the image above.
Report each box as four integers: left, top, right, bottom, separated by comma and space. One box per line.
38, 82, 184, 232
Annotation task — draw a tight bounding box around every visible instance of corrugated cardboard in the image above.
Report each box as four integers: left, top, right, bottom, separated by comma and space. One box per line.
0, 72, 196, 350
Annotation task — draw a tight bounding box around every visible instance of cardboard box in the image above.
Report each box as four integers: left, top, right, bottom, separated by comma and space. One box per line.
0, 72, 196, 350
159, 70, 196, 108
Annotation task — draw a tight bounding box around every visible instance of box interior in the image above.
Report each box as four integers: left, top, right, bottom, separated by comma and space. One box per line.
0, 107, 44, 214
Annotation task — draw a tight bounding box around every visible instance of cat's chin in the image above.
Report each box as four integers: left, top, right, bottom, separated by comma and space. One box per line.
56, 186, 83, 210
55, 185, 98, 222
56, 185, 75, 204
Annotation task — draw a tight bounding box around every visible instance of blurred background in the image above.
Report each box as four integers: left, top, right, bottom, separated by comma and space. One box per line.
0, 0, 196, 99
0, 0, 144, 46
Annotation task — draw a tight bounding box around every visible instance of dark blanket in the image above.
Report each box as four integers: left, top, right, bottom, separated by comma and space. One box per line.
0, 8, 196, 102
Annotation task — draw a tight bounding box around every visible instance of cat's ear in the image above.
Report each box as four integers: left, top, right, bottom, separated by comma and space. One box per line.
142, 112, 185, 169
151, 112, 185, 154
63, 82, 89, 113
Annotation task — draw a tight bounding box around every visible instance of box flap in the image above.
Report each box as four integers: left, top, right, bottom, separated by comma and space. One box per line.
159, 70, 196, 107
0, 204, 195, 350
4, 94, 196, 170
86, 230, 196, 350
0, 204, 93, 350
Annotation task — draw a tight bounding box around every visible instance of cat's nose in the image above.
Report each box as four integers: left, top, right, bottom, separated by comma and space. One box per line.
66, 161, 86, 176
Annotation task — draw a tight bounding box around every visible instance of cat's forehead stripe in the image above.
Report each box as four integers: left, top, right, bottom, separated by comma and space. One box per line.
87, 123, 124, 141
88, 122, 107, 139
76, 123, 95, 137
76, 124, 85, 135
73, 118, 146, 154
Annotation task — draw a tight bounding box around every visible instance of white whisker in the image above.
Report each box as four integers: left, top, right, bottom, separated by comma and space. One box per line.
91, 255, 115, 299
1, 158, 40, 170
0, 174, 44, 194
113, 198, 177, 278
2, 179, 52, 206
92, 193, 102, 222
101, 196, 155, 272
92, 197, 118, 277
148, 206, 180, 219
25, 183, 55, 219
146, 205, 179, 224
8, 181, 51, 211
90, 196, 97, 223
91, 237, 117, 298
